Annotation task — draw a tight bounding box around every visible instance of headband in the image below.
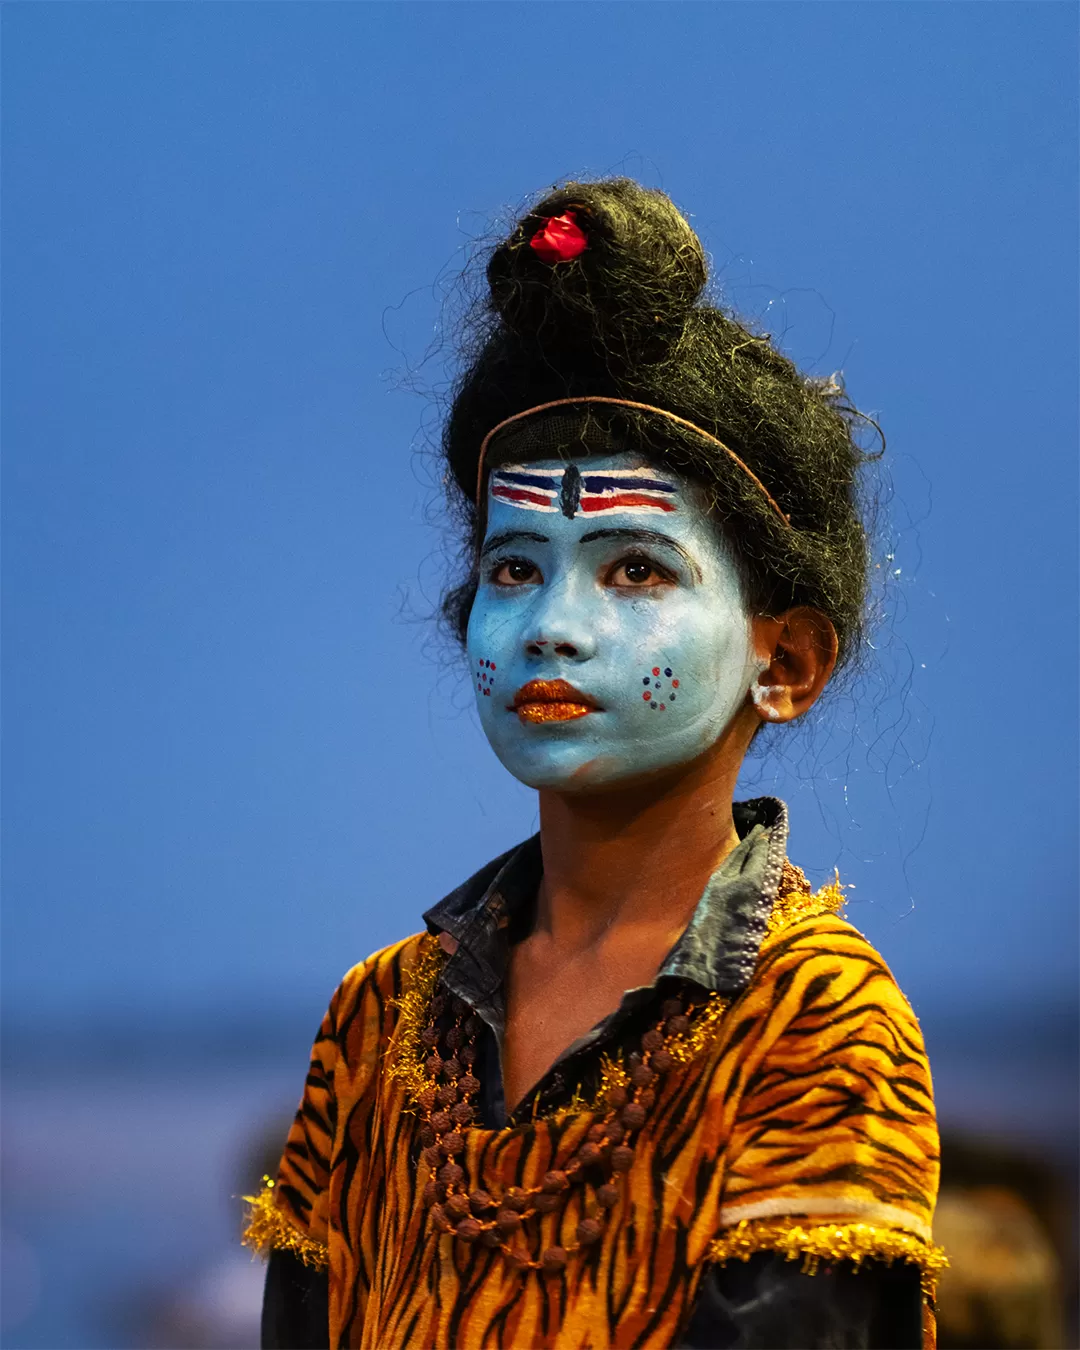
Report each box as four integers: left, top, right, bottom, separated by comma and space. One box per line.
474, 396, 792, 527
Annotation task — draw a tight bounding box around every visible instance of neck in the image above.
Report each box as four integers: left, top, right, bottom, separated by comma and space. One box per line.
535, 721, 752, 954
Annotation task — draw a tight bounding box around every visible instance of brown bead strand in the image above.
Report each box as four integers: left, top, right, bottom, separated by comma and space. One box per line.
418, 990, 696, 1272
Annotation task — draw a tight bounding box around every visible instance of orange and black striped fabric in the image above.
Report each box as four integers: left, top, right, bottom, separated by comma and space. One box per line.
245, 888, 941, 1349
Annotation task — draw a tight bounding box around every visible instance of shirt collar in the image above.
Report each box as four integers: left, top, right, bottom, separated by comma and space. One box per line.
423, 797, 789, 1008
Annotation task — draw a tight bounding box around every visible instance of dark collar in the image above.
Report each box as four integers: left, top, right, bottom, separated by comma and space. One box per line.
422, 797, 789, 1017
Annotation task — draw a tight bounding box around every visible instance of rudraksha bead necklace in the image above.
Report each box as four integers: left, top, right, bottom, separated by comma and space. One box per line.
417, 989, 698, 1273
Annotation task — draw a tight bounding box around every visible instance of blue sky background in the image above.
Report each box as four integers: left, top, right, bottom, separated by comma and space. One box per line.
4, 3, 1077, 1052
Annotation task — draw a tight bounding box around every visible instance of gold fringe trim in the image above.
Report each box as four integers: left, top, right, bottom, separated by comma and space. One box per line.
547, 1052, 631, 1120
387, 934, 448, 1106
666, 992, 730, 1065
708, 1217, 948, 1298
384, 932, 732, 1120
766, 867, 847, 938
557, 992, 732, 1119
595, 1052, 631, 1105
241, 1179, 329, 1271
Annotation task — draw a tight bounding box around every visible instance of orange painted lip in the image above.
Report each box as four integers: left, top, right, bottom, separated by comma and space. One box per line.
511, 679, 600, 723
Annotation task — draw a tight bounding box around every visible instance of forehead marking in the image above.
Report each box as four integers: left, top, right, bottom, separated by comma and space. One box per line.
579, 468, 677, 514
490, 464, 679, 518
489, 467, 561, 513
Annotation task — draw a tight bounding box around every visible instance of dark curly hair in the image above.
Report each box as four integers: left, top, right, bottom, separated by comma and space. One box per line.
441, 178, 877, 672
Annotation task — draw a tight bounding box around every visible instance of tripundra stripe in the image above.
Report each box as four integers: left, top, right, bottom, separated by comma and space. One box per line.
489, 463, 679, 518
578, 469, 678, 514
489, 468, 561, 513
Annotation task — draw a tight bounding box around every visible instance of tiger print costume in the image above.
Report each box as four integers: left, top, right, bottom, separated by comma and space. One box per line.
245, 814, 942, 1348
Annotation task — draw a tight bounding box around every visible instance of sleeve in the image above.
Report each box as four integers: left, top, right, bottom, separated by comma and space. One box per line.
707, 918, 946, 1346
680, 1252, 923, 1350
272, 992, 340, 1254
262, 1250, 330, 1350
244, 941, 411, 1348
243, 988, 340, 1277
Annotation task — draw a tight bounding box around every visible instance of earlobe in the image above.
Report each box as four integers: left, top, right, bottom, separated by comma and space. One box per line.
749, 608, 838, 725
750, 678, 785, 722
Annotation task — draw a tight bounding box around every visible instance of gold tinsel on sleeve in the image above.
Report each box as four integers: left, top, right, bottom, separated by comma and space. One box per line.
241, 1178, 329, 1271
708, 1217, 948, 1298
386, 934, 448, 1106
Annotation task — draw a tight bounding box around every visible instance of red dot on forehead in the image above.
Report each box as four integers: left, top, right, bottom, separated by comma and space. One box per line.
642, 691, 651, 700
652, 667, 660, 676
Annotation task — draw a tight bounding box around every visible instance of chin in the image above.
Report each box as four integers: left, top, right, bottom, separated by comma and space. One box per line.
494, 742, 622, 792
498, 745, 700, 795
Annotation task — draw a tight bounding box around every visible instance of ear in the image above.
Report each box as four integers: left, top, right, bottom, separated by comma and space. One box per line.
748, 608, 838, 724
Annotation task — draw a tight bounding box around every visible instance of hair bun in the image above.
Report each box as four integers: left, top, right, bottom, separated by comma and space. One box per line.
486, 179, 707, 359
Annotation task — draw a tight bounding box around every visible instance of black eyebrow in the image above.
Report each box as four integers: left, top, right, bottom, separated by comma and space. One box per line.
480, 529, 550, 557
577, 527, 702, 581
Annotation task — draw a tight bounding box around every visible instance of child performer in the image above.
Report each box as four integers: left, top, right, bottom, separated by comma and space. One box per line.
245, 179, 943, 1349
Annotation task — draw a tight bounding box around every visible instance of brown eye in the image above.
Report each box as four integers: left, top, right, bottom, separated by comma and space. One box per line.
493, 558, 539, 585
609, 556, 670, 587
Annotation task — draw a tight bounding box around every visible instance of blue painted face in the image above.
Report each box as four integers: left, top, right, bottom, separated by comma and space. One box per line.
466, 453, 764, 791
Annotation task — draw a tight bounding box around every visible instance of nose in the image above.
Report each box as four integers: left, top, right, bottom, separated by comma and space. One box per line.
523, 585, 597, 663
526, 636, 590, 659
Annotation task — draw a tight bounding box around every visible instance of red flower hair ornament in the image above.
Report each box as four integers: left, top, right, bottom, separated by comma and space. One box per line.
529, 211, 588, 263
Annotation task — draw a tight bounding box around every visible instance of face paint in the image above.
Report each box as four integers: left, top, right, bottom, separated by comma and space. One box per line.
467, 453, 765, 792
489, 467, 562, 514
576, 466, 678, 515
642, 666, 680, 711
475, 657, 497, 698
490, 464, 679, 519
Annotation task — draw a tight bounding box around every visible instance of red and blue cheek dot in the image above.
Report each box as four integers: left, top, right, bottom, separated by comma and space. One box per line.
642, 666, 679, 711
476, 658, 496, 697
